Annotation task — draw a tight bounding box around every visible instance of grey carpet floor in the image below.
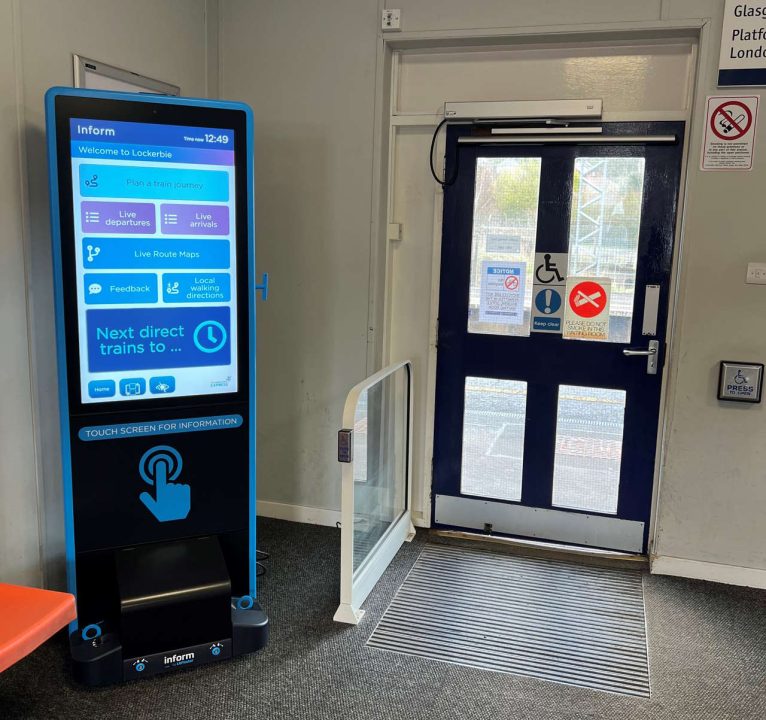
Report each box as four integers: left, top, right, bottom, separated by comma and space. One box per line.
1, 518, 764, 719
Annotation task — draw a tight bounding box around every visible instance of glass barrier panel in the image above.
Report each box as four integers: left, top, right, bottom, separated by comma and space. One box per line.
352, 366, 409, 575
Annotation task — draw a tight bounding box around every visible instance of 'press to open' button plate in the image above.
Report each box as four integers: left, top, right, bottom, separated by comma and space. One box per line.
718, 362, 764, 403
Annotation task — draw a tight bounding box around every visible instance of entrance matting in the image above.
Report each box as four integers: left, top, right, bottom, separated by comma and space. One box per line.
367, 543, 650, 697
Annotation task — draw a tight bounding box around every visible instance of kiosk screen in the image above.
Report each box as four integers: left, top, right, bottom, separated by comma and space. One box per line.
69, 118, 238, 404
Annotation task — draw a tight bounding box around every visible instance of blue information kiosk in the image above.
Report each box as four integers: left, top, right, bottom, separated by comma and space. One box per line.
45, 88, 268, 685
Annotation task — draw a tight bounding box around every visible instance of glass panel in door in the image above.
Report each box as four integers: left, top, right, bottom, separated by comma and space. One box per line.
461, 377, 527, 502
467, 157, 542, 337
567, 157, 646, 343
551, 385, 626, 514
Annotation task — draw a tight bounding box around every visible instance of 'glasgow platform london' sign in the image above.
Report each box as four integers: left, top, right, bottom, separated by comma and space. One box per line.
719, 1, 766, 86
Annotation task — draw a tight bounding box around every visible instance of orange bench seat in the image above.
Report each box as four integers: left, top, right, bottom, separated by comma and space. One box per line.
0, 583, 76, 673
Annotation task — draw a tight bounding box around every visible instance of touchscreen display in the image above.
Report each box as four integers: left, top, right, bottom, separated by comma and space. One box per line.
69, 118, 237, 404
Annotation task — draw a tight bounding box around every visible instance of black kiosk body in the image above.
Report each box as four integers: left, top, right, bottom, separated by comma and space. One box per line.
46, 88, 267, 685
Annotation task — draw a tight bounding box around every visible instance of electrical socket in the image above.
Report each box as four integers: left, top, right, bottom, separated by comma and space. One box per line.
382, 9, 401, 32
746, 262, 766, 284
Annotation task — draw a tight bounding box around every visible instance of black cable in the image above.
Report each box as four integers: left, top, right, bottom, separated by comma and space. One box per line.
429, 118, 460, 187
255, 549, 269, 577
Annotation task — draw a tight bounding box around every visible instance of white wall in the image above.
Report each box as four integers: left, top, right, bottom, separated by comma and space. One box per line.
220, 0, 379, 516
0, 0, 217, 587
0, 0, 40, 587
654, 0, 766, 578
221, 0, 766, 586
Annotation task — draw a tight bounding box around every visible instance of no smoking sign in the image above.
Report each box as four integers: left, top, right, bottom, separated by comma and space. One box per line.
568, 280, 607, 318
710, 100, 752, 140
702, 95, 759, 171
563, 277, 612, 341
504, 274, 519, 291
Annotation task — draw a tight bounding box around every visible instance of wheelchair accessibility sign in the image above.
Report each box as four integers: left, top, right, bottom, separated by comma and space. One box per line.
534, 253, 567, 285
531, 252, 567, 333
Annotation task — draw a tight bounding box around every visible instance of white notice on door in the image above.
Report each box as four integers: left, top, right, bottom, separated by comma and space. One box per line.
479, 261, 525, 325
701, 95, 759, 171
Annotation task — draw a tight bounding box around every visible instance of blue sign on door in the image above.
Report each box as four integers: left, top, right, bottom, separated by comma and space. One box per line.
532, 286, 563, 332
534, 287, 562, 314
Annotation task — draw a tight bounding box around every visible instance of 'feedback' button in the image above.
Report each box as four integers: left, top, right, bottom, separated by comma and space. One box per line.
84, 273, 158, 305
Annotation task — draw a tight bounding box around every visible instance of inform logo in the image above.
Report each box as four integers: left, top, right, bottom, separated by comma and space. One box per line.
76, 124, 116, 136
164, 652, 195, 665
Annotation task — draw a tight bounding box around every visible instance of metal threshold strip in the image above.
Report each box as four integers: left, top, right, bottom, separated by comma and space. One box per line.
367, 544, 650, 697
430, 529, 649, 570
458, 134, 676, 144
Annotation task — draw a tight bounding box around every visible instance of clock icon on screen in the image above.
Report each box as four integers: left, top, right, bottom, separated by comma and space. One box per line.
193, 320, 228, 353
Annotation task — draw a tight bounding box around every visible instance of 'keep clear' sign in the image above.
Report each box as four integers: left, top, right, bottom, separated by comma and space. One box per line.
479, 261, 525, 325
719, 1, 766, 85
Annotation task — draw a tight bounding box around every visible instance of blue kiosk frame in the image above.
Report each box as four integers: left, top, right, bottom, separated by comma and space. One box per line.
46, 87, 268, 685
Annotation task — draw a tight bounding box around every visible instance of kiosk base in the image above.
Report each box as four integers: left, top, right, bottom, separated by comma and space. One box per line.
70, 601, 268, 685
69, 536, 268, 686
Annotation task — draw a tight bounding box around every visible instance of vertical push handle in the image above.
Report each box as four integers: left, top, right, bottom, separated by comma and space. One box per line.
255, 272, 269, 301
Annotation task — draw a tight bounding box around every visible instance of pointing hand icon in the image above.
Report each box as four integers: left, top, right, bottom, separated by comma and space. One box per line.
138, 446, 190, 522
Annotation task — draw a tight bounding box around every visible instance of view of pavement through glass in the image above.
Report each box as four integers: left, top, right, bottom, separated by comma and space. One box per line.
461, 378, 625, 514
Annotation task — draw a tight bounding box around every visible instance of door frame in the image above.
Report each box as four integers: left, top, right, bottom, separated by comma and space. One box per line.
420, 116, 694, 555
372, 21, 708, 556
431, 126, 685, 553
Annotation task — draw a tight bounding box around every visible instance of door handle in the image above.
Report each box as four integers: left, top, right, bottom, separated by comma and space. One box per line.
622, 340, 659, 374
622, 348, 656, 357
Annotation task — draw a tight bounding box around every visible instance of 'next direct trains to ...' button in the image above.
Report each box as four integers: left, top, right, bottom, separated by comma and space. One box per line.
84, 273, 158, 305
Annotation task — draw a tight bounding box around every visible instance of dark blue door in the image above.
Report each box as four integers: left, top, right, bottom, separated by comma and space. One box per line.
432, 123, 684, 553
